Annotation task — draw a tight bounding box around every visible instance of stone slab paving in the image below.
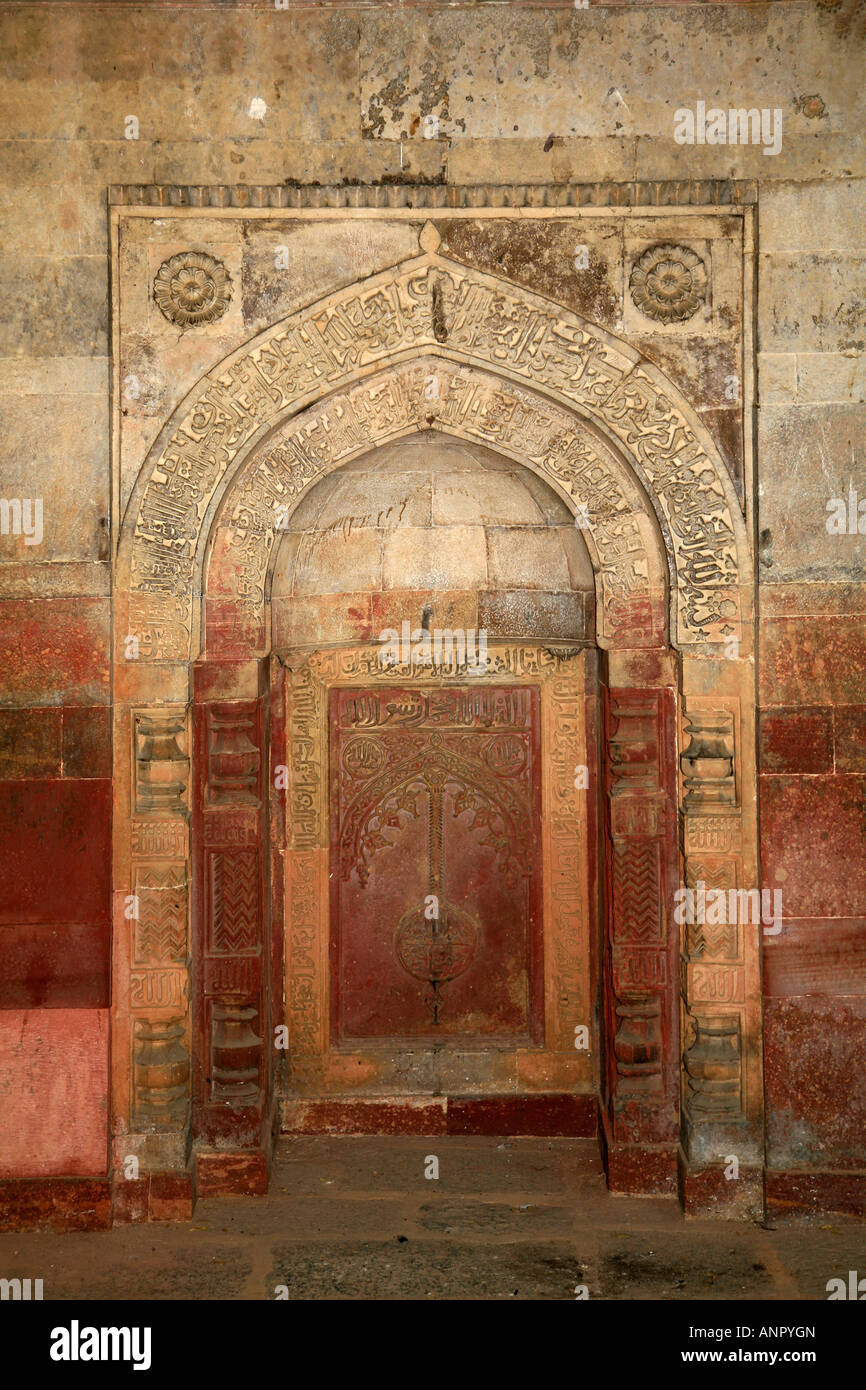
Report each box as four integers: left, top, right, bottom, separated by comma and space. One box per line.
0, 1139, 861, 1301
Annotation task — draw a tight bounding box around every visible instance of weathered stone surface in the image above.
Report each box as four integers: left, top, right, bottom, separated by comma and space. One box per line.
0, 708, 61, 779
757, 405, 866, 582
0, 1009, 109, 1178
758, 706, 833, 774
760, 774, 866, 918
0, 598, 109, 706
760, 178, 866, 253
0, 391, 109, 563
759, 253, 866, 353
764, 997, 866, 1168
0, 256, 107, 357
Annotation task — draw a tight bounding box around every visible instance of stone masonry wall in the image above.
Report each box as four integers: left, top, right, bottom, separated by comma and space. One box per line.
0, 0, 863, 1188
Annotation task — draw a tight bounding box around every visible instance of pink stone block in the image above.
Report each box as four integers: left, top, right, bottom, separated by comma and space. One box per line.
0, 1009, 109, 1177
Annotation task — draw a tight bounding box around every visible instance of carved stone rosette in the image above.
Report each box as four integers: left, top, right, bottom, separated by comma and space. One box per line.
153, 250, 232, 328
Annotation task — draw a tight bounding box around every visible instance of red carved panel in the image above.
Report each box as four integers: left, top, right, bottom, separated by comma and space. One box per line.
603, 686, 680, 1147
329, 687, 544, 1044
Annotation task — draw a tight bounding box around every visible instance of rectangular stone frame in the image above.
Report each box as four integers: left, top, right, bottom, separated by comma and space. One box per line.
281, 642, 598, 1109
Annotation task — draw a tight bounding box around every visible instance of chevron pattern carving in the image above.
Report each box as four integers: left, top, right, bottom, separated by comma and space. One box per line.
134, 866, 187, 964
136, 895, 187, 964
612, 839, 661, 942
209, 850, 259, 954
684, 857, 739, 959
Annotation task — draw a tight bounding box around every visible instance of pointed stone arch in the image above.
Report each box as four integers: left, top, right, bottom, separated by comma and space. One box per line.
117, 233, 750, 665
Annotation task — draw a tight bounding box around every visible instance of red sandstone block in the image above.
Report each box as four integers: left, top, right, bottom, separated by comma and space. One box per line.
758, 706, 833, 774
0, 920, 109, 1008
0, 1178, 111, 1232
196, 1151, 268, 1197
835, 706, 866, 772
604, 1143, 678, 1196
148, 1172, 194, 1222
0, 708, 61, 778
765, 1169, 866, 1219
763, 919, 866, 997
760, 617, 866, 707
0, 778, 111, 925
764, 996, 866, 1168
446, 1093, 598, 1137
0, 598, 109, 706
111, 1177, 150, 1225
61, 706, 111, 779
282, 1098, 447, 1136
759, 775, 866, 919
0, 1009, 109, 1177
678, 1160, 763, 1220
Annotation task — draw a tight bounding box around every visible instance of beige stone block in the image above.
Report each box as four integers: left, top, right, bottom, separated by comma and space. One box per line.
292, 528, 383, 596
758, 353, 797, 404
486, 528, 572, 592
635, 133, 866, 182
272, 593, 372, 649
759, 253, 866, 353
0, 357, 107, 395
757, 404, 866, 583
0, 84, 83, 140
0, 140, 77, 186
446, 136, 635, 186
560, 527, 595, 590
313, 472, 431, 532
516, 470, 572, 525
0, 562, 109, 599
239, 219, 422, 337
0, 392, 109, 564
760, 179, 866, 253
0, 255, 107, 356
797, 352, 866, 404
383, 525, 487, 590
78, 140, 155, 183
153, 137, 444, 188
0, 186, 97, 256
431, 473, 543, 527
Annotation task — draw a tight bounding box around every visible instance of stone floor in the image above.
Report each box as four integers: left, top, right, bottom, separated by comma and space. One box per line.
0, 1138, 861, 1300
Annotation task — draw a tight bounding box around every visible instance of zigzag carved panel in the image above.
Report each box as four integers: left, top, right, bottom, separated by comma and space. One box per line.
612, 839, 662, 943
133, 866, 187, 965
208, 849, 260, 955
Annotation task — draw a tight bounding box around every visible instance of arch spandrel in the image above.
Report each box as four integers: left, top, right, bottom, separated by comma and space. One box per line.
118, 233, 750, 662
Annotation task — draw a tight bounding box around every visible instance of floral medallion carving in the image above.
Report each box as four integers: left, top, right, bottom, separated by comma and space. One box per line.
153, 250, 232, 327
629, 244, 707, 323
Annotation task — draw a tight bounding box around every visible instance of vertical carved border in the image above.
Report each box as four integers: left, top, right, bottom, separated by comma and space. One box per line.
118, 703, 192, 1173
191, 667, 270, 1149
602, 680, 680, 1190
678, 667, 763, 1188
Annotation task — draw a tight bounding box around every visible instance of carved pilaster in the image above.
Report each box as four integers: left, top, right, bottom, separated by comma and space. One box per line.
193, 669, 269, 1148
604, 687, 678, 1157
